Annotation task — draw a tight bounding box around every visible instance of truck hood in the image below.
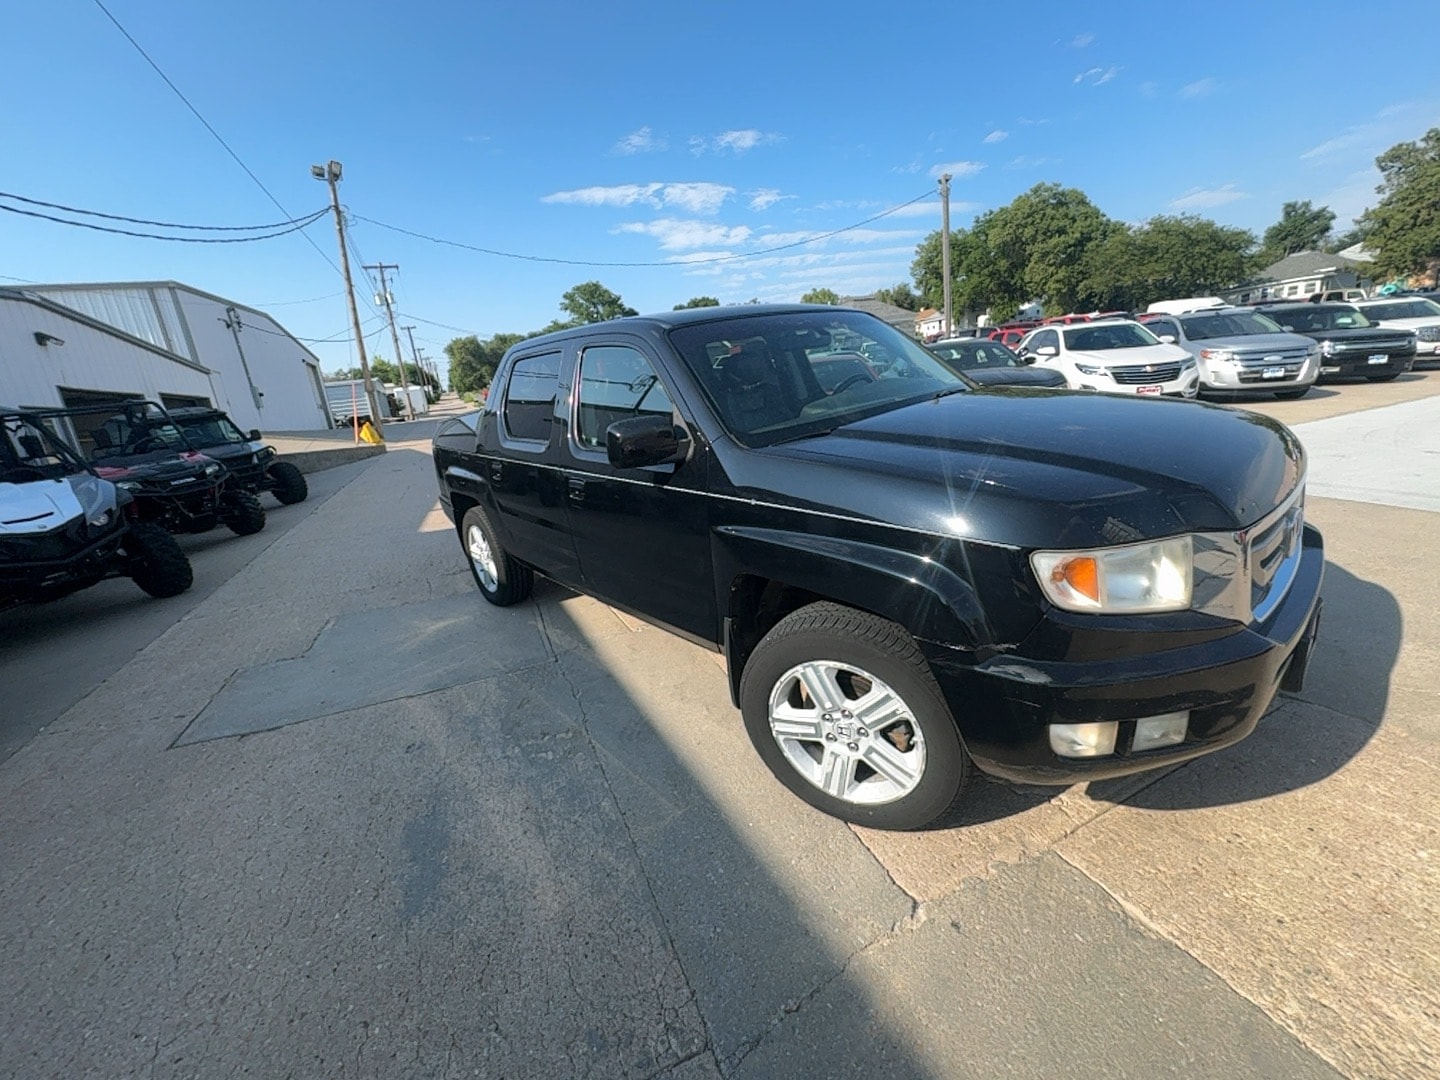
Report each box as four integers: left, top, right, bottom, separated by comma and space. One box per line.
1188, 331, 1314, 356
728, 389, 1304, 550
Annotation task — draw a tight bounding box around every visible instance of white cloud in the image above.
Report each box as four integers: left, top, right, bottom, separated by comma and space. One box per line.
929, 160, 985, 179
748, 188, 789, 211
541, 182, 733, 215
983, 129, 1008, 144
1017, 116, 1050, 125
689, 129, 781, 155
892, 160, 926, 174
1139, 81, 1158, 98
1008, 156, 1052, 169
1298, 101, 1440, 172
1074, 66, 1118, 86
613, 126, 665, 154
1069, 32, 1095, 47
461, 134, 489, 144
1179, 77, 1218, 100
1169, 184, 1248, 210
614, 218, 753, 250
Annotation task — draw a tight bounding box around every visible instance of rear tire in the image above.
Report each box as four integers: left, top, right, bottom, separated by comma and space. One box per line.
738, 602, 970, 830
123, 521, 193, 598
267, 461, 308, 504
1273, 387, 1310, 400
461, 506, 533, 606
220, 490, 266, 535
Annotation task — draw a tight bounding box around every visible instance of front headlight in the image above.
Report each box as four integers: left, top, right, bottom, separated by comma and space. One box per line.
1073, 362, 1107, 376
1319, 339, 1336, 357
1199, 348, 1236, 363
117, 480, 141, 491
1031, 536, 1193, 614
204, 463, 221, 477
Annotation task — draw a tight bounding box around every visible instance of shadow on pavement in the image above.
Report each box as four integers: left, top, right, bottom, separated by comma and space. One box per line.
1101, 560, 1394, 811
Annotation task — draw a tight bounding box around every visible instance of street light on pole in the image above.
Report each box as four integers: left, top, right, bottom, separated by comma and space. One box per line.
311, 160, 384, 438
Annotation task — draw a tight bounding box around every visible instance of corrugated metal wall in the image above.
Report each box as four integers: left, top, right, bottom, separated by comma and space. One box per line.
25, 284, 332, 432
0, 298, 215, 410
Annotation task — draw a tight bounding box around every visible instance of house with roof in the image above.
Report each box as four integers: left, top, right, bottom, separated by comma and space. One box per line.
838, 294, 922, 338
1223, 251, 1372, 306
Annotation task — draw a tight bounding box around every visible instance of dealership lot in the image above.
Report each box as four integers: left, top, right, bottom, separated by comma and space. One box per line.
2, 388, 1437, 1079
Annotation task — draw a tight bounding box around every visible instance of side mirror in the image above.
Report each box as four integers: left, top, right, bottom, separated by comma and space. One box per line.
249, 429, 262, 441
1036, 345, 1059, 358
606, 415, 686, 469
1158, 335, 1177, 345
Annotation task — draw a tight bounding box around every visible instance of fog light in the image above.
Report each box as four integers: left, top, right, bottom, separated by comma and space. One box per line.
1049, 721, 1118, 758
1133, 711, 1189, 752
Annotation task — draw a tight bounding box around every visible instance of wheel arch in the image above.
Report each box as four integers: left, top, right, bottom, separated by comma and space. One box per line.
717, 526, 993, 707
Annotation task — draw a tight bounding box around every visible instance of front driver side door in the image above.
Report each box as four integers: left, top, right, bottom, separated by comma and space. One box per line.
562, 340, 716, 643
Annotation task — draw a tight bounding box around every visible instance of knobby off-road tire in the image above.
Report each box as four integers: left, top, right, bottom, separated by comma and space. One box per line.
738, 601, 971, 830
123, 521, 194, 598
461, 506, 533, 606
267, 461, 308, 505
221, 490, 266, 536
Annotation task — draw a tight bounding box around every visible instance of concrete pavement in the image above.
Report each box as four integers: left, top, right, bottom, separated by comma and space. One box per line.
1, 391, 1437, 1078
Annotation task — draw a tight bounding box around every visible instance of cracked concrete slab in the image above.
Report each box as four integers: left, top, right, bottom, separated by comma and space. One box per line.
175, 592, 551, 744
730, 854, 1343, 1080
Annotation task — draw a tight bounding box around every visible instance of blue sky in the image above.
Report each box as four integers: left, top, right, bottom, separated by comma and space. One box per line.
3, 1, 1437, 382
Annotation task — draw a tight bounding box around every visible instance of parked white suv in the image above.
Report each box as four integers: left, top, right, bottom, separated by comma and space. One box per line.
1017, 320, 1200, 397
1353, 297, 1440, 362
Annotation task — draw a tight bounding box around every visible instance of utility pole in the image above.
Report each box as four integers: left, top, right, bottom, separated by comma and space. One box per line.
939, 173, 953, 338
311, 160, 383, 437
401, 324, 426, 399
366, 263, 415, 421
221, 307, 264, 413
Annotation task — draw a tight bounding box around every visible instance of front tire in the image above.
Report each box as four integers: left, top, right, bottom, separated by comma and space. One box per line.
123, 521, 194, 598
461, 506, 533, 606
738, 602, 970, 830
220, 490, 266, 535
267, 461, 308, 504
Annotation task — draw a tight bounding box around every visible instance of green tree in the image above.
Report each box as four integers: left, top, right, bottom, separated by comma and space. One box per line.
673, 296, 720, 309
1090, 216, 1256, 310
1259, 201, 1335, 264
1361, 127, 1440, 284
800, 287, 841, 305
560, 281, 638, 324
874, 282, 920, 310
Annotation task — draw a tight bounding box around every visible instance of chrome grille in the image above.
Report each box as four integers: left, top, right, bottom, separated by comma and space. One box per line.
1111, 362, 1182, 385
1331, 338, 1412, 352
1235, 349, 1311, 366
1248, 496, 1304, 622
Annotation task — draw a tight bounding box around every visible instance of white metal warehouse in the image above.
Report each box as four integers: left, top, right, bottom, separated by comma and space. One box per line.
0, 280, 332, 431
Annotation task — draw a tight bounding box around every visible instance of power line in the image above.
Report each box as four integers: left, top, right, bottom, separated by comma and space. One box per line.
0, 190, 325, 231
253, 291, 345, 307
0, 203, 328, 242
350, 191, 937, 268
396, 312, 483, 336
91, 0, 352, 284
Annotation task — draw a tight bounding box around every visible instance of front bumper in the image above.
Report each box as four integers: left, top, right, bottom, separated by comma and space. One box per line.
1317, 349, 1415, 379
1076, 369, 1200, 399
921, 523, 1324, 785
1200, 355, 1318, 391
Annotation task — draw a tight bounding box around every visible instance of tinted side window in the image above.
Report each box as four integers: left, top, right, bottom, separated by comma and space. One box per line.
575, 345, 674, 450
1031, 329, 1059, 352
503, 353, 561, 443
1149, 319, 1179, 340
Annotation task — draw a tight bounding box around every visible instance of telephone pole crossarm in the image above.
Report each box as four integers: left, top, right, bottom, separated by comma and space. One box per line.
365, 262, 416, 421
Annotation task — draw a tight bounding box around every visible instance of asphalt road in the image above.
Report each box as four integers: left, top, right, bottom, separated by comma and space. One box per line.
1, 389, 1436, 1079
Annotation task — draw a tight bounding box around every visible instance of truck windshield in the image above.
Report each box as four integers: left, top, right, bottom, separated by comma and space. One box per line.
666, 310, 964, 448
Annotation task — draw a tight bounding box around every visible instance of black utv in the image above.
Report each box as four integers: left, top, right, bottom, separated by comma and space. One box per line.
37, 401, 266, 538
1, 407, 192, 612
165, 407, 308, 506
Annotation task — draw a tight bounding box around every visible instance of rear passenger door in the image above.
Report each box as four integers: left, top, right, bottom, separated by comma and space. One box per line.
486, 349, 583, 588
562, 340, 716, 642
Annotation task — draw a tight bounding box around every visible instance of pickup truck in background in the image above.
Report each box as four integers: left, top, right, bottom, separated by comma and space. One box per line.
432, 304, 1324, 830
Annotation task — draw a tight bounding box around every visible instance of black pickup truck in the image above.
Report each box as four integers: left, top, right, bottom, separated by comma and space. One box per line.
1255, 302, 1416, 382
432, 304, 1324, 830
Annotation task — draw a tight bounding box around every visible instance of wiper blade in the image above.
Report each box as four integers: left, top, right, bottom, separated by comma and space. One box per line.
930, 386, 969, 401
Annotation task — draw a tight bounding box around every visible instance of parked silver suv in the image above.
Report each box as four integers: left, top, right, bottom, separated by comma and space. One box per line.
1140, 308, 1320, 399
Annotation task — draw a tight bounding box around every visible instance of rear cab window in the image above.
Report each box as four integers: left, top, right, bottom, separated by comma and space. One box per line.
501, 352, 562, 447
